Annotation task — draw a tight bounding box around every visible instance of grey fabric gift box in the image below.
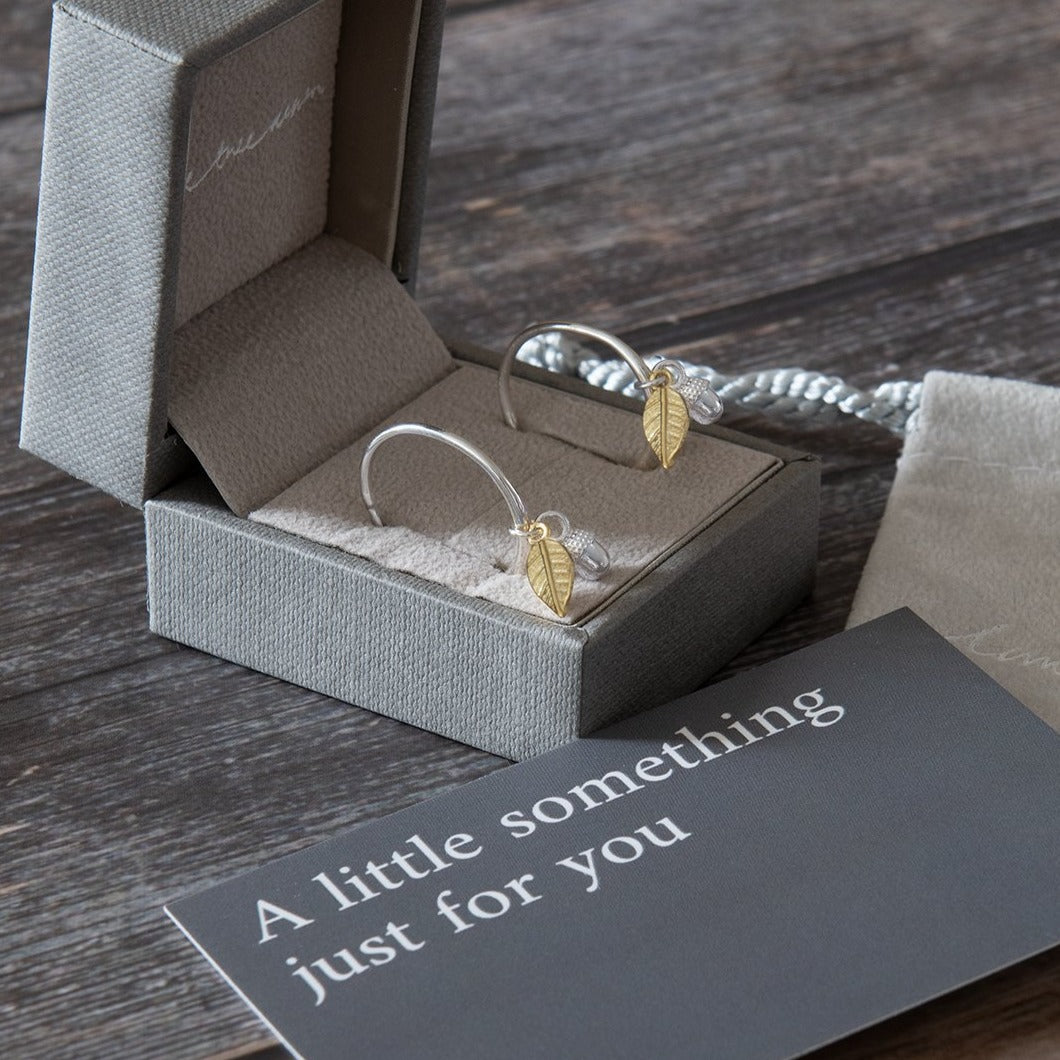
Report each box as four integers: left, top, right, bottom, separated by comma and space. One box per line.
20, 0, 819, 759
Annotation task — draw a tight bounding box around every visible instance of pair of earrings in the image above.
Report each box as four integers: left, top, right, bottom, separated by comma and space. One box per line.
359, 324, 723, 617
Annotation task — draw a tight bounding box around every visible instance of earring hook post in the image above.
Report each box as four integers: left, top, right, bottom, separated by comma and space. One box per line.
498, 321, 653, 430
360, 424, 532, 559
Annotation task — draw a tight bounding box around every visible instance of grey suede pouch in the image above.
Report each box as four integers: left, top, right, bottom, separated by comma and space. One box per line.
848, 370, 1060, 730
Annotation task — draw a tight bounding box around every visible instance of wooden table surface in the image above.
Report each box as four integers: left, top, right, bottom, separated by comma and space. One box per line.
2, 1, 1059, 1056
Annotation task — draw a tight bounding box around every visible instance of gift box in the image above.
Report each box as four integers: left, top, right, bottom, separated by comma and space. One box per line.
20, 0, 819, 759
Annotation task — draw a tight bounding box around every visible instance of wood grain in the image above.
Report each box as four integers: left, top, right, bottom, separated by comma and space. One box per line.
1, 0, 1058, 1056
419, 0, 1060, 348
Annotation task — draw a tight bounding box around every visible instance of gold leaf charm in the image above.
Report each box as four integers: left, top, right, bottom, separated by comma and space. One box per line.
643, 379, 690, 469
526, 527, 575, 618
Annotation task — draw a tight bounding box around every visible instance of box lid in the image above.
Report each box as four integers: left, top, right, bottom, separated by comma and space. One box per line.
20, 0, 445, 506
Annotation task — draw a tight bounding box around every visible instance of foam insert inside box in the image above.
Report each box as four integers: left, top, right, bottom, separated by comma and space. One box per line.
169, 237, 782, 623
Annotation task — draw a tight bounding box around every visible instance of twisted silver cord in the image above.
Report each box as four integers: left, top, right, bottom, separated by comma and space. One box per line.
515, 332, 922, 436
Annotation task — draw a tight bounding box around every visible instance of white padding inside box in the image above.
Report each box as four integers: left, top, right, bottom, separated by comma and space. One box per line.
170, 237, 780, 623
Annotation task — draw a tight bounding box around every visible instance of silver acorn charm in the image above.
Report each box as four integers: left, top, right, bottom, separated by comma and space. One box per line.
538, 511, 611, 580
676, 376, 724, 424
654, 358, 724, 425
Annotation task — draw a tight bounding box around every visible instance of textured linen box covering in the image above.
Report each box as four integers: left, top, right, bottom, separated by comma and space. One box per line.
20, 0, 820, 758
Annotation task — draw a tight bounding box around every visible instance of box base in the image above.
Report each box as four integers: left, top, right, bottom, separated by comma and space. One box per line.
145, 449, 818, 759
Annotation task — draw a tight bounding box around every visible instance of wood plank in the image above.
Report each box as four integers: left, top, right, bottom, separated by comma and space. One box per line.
418, 0, 1060, 345
2, 654, 504, 1058
0, 1, 51, 114
0, 109, 41, 335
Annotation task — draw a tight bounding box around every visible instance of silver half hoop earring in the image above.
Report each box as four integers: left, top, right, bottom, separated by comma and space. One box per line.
498, 321, 724, 469
360, 423, 610, 618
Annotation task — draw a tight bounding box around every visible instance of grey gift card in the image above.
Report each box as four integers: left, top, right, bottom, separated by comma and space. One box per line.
166, 610, 1060, 1059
